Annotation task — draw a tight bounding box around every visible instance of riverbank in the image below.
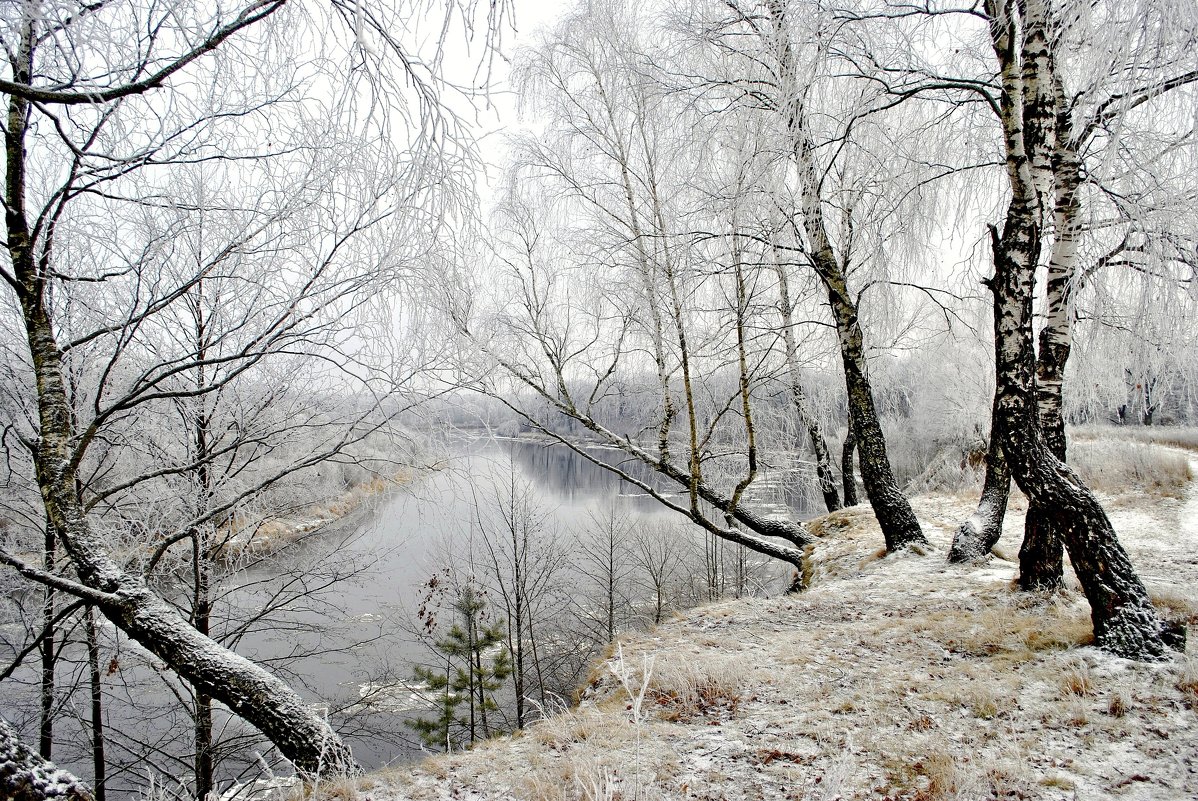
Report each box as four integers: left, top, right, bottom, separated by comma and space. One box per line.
220, 468, 421, 560
345, 451, 1198, 801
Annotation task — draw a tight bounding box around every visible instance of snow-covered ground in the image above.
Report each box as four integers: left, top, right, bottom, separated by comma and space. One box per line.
350, 455, 1198, 801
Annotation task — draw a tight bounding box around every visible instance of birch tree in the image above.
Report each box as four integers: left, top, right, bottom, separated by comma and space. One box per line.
671, 0, 944, 550
1, 0, 506, 779
896, 0, 1198, 569
451, 5, 816, 587
978, 0, 1175, 658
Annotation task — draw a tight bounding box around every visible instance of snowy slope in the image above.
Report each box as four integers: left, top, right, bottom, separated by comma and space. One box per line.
355, 460, 1198, 801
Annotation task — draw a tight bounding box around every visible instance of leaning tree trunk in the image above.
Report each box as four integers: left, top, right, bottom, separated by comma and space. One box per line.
767, 0, 924, 550
1, 715, 94, 801
986, 0, 1166, 660
824, 273, 925, 549
990, 221, 1166, 659
19, 301, 360, 778
948, 402, 1011, 563
5, 38, 357, 775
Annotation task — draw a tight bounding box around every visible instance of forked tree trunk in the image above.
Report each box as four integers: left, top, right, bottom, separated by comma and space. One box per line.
1, 715, 94, 801
986, 0, 1166, 660
948, 404, 1011, 563
990, 223, 1165, 658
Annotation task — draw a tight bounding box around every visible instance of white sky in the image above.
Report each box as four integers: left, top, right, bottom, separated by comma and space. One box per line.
463, 0, 567, 199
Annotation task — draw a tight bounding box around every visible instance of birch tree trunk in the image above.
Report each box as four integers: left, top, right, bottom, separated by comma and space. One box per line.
821, 270, 926, 549
985, 0, 1167, 659
1018, 79, 1081, 590
948, 403, 1010, 563
772, 249, 840, 512
39, 525, 56, 760
768, 0, 925, 550
841, 422, 859, 507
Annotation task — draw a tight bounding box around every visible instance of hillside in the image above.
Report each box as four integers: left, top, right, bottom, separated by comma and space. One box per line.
349, 451, 1198, 801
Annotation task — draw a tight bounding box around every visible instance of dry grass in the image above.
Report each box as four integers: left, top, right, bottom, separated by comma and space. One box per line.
1179, 657, 1198, 710
912, 592, 1094, 665
1150, 588, 1198, 627
529, 708, 623, 751
1069, 439, 1193, 496
1059, 657, 1095, 697
633, 656, 743, 723
1107, 688, 1132, 718
920, 752, 964, 800
520, 756, 626, 801
286, 776, 371, 801
1072, 424, 1198, 453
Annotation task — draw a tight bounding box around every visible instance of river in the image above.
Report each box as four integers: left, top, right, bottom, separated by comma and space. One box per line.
14, 435, 818, 797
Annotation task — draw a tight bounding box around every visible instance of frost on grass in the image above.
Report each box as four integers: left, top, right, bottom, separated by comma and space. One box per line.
367, 459, 1198, 801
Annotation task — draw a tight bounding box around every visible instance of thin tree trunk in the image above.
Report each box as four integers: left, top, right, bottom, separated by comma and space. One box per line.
766, 0, 924, 550
772, 248, 840, 512
841, 422, 859, 507
39, 523, 56, 760
826, 277, 925, 549
1, 715, 94, 801
84, 607, 105, 801
513, 580, 525, 730
192, 530, 215, 800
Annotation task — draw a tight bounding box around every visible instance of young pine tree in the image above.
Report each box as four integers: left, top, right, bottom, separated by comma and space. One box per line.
409, 582, 512, 750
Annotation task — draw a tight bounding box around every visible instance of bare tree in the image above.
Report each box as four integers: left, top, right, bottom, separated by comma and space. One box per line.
978, 0, 1172, 658
631, 522, 686, 625
470, 467, 569, 728
674, 0, 929, 551
1, 0, 507, 780
450, 18, 815, 580
573, 506, 637, 646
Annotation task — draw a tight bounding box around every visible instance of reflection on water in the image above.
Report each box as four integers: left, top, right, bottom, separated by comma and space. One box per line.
295, 436, 819, 771
31, 435, 820, 794
502, 437, 819, 518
